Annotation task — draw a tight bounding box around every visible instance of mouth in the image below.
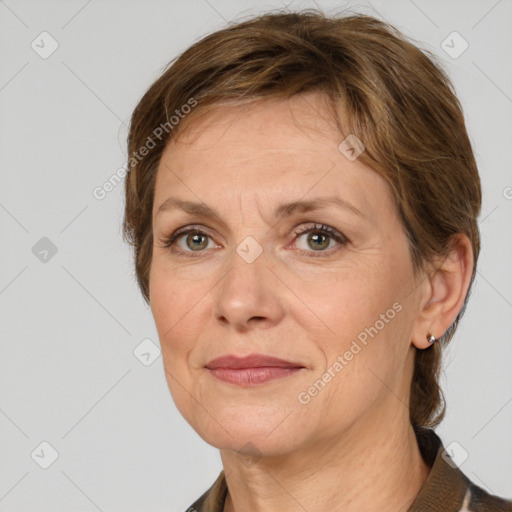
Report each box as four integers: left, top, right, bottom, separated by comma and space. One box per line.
205, 354, 306, 386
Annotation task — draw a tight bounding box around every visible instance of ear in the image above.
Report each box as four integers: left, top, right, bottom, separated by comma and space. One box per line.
411, 234, 474, 349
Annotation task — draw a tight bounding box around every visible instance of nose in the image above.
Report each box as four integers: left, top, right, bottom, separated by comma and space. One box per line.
212, 244, 286, 332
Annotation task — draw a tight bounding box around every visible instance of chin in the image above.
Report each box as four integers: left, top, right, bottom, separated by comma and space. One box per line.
192, 408, 305, 456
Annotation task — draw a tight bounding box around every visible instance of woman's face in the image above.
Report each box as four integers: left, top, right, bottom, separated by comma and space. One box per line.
149, 92, 426, 456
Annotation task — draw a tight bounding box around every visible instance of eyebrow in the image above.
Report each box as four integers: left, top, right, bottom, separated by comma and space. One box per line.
156, 195, 366, 222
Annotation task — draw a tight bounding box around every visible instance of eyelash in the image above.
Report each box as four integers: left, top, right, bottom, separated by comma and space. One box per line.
160, 222, 349, 258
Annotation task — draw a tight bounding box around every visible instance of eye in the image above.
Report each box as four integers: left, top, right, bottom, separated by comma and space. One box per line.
161, 226, 218, 255
159, 222, 348, 257
292, 223, 348, 255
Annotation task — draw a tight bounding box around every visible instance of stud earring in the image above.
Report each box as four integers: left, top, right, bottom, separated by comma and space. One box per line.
426, 333, 437, 344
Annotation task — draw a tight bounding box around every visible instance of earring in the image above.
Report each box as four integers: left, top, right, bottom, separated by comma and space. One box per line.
426, 333, 437, 344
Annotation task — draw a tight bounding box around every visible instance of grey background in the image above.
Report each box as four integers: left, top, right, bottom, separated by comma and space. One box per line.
0, 0, 511, 510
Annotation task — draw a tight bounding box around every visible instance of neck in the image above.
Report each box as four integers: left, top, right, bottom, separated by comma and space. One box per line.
221, 410, 431, 512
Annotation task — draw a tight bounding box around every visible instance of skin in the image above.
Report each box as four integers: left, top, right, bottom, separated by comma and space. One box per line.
149, 92, 474, 511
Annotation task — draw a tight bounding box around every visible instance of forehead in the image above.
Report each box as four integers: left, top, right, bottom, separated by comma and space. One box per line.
154, 93, 391, 221
170, 93, 338, 152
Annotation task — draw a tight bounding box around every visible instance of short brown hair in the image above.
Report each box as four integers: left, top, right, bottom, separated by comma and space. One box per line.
123, 9, 481, 428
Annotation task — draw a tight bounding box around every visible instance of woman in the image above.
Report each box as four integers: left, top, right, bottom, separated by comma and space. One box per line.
122, 10, 512, 511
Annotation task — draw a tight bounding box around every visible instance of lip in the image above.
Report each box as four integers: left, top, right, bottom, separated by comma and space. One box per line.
205, 354, 304, 370
205, 354, 305, 386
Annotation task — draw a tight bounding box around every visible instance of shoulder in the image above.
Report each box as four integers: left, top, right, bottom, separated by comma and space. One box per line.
411, 426, 512, 511
464, 483, 512, 511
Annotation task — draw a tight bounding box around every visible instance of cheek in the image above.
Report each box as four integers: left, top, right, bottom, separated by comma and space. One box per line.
149, 265, 206, 422
297, 263, 396, 343
297, 264, 409, 398
149, 263, 205, 364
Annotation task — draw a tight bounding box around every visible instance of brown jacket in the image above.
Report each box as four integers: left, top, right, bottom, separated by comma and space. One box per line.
186, 427, 512, 511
